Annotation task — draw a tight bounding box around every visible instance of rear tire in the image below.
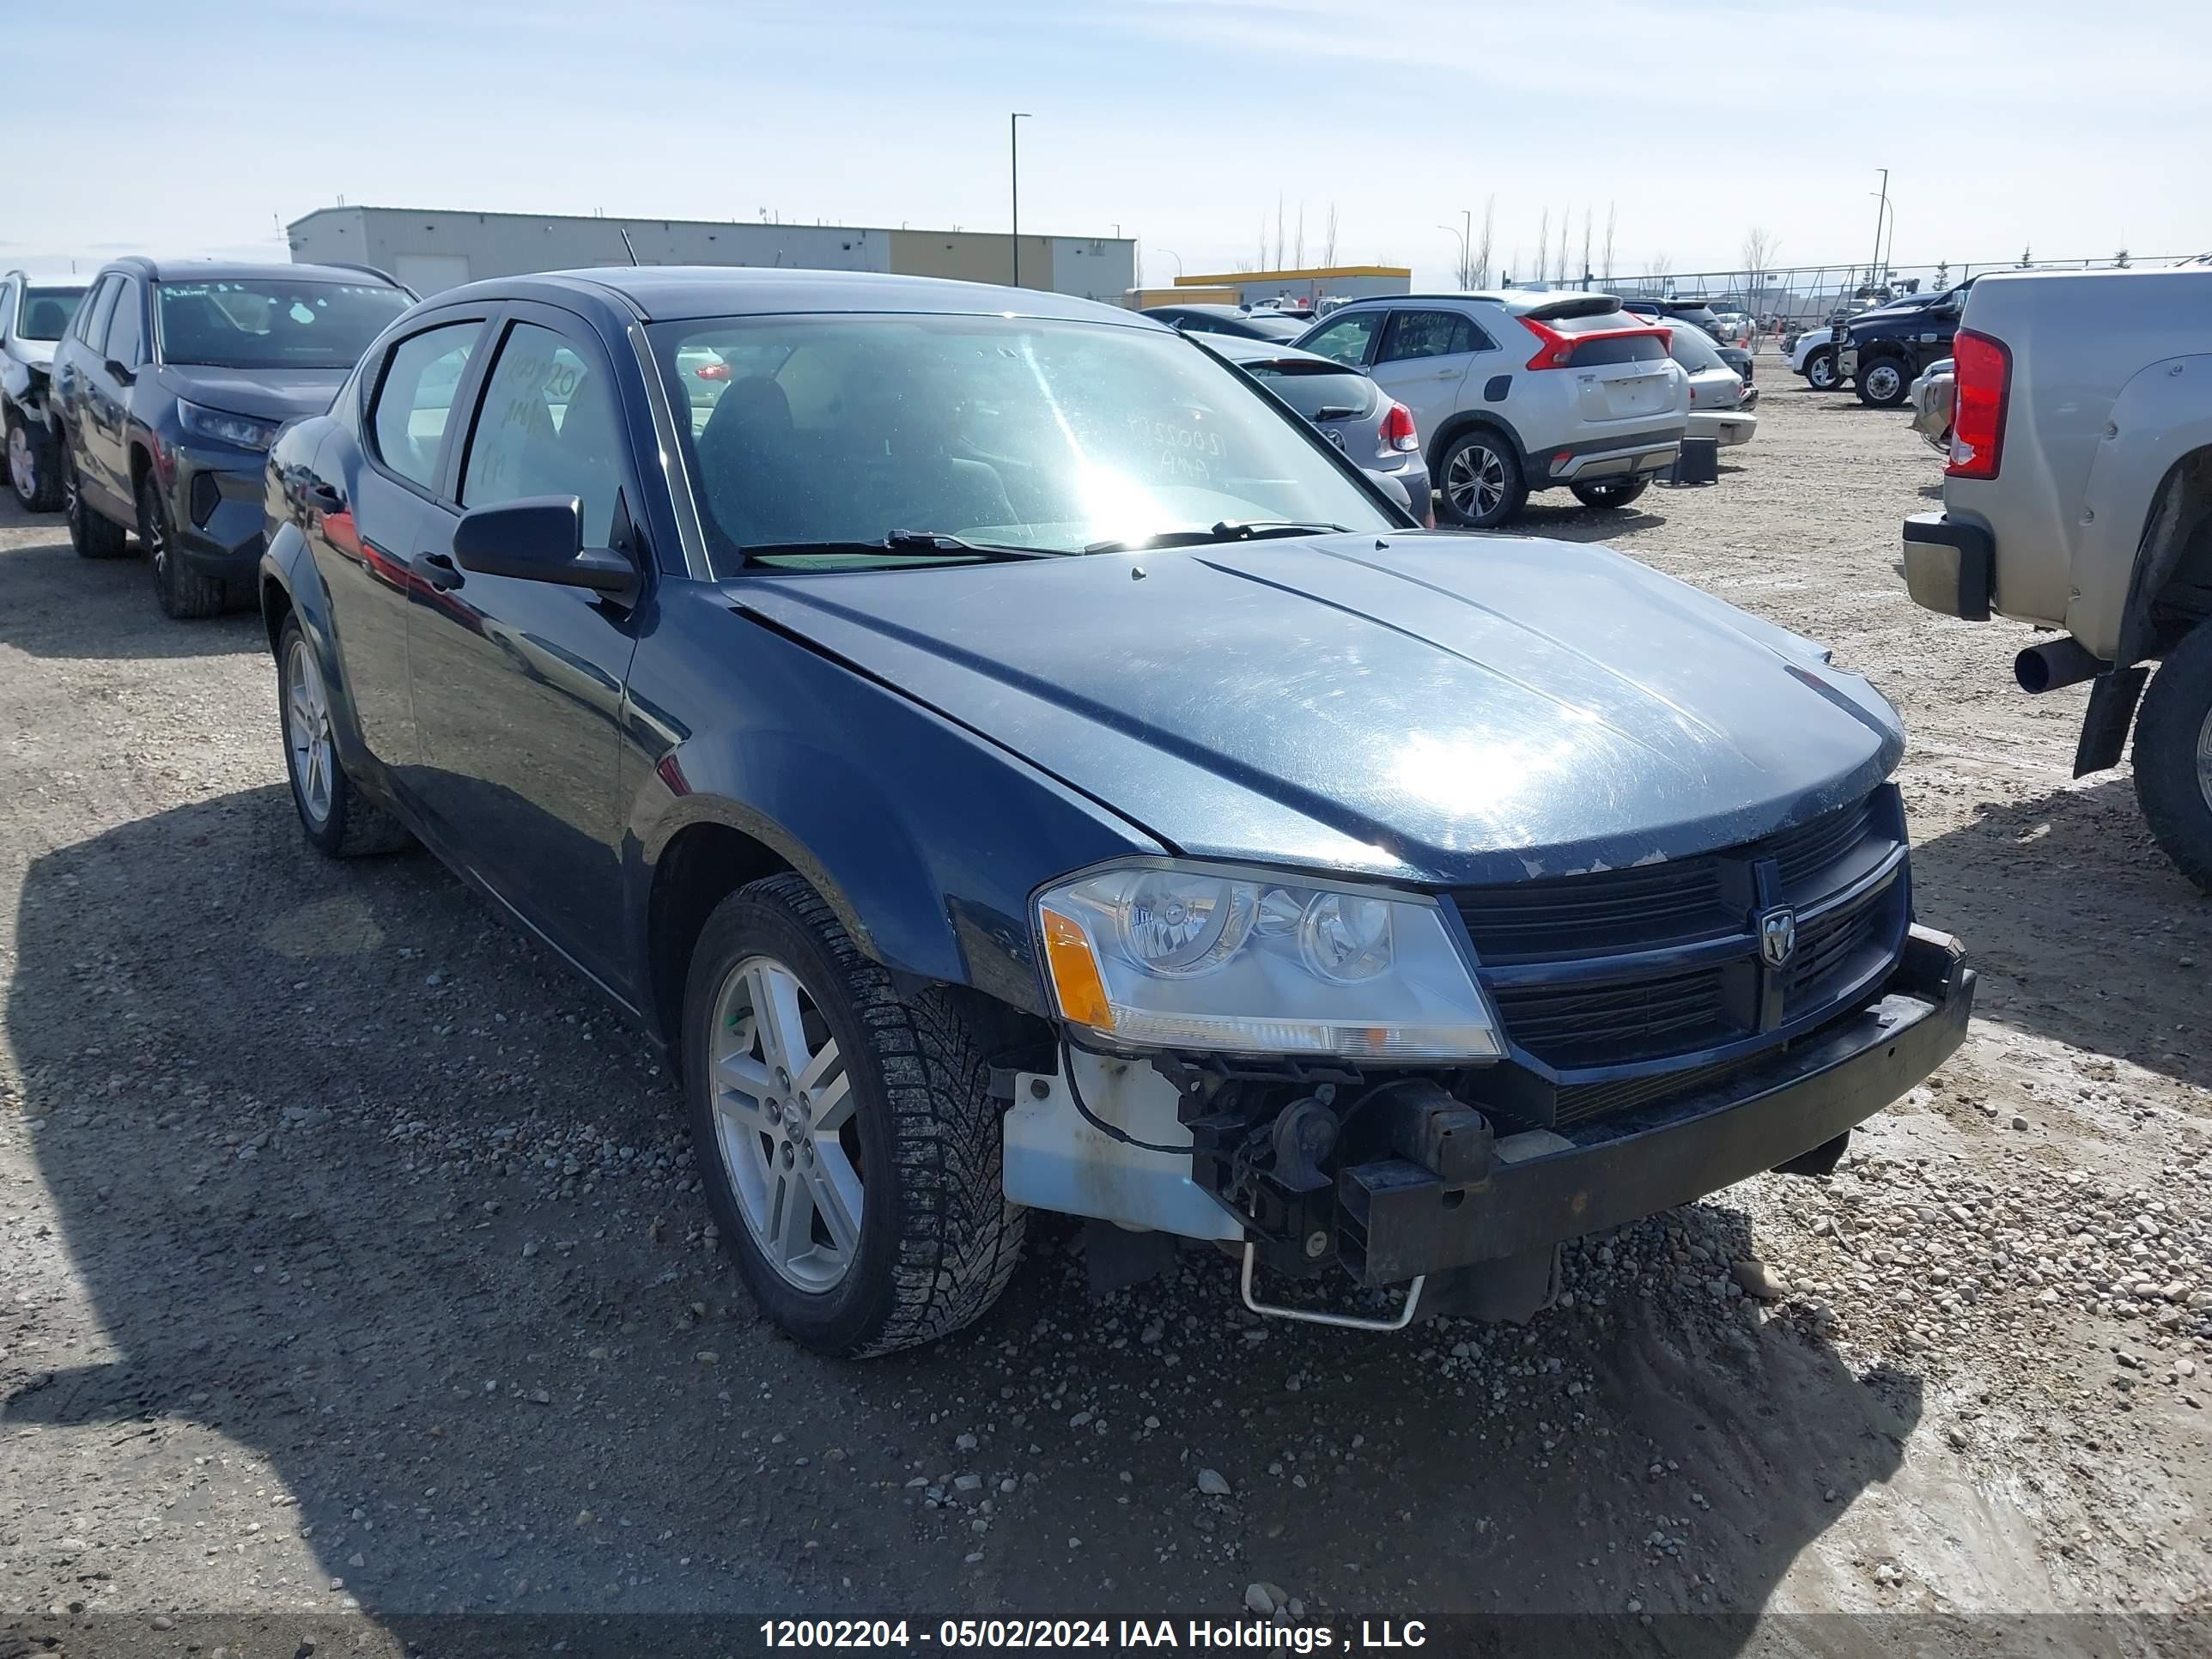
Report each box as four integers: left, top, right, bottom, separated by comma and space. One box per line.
1856, 356, 1910, 408
1435, 430, 1527, 529
684, 872, 1024, 1357
7, 412, 63, 511
65, 454, 130, 558
2132, 621, 2212, 896
141, 472, 227, 618
1570, 477, 1650, 511
1803, 349, 1838, 391
276, 616, 415, 857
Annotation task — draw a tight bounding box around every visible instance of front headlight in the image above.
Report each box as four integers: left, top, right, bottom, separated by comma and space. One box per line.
1034, 862, 1501, 1061
178, 400, 280, 452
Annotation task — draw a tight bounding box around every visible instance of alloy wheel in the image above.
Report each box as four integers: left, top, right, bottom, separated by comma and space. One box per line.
7, 427, 33, 501
1808, 354, 1836, 390
284, 637, 336, 826
1446, 443, 1506, 520
709, 955, 862, 1293
2197, 705, 2212, 816
144, 493, 168, 574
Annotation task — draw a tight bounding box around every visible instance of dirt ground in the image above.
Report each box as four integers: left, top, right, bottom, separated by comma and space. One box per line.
2, 373, 2207, 1657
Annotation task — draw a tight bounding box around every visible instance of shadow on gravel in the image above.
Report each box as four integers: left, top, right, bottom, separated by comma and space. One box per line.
6, 791, 1920, 1650
1911, 775, 2212, 1089
0, 522, 264, 661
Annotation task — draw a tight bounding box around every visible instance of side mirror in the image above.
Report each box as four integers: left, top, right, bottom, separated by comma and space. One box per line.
105, 359, 137, 385
452, 495, 637, 600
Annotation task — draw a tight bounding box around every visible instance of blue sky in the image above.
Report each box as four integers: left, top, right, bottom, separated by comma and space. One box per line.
12, 0, 2209, 287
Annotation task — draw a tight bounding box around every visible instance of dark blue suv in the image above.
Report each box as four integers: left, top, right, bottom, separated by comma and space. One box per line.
258, 266, 1974, 1357
50, 258, 410, 617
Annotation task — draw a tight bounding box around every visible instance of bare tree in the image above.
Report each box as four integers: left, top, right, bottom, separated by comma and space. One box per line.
1580, 208, 1593, 287
1473, 196, 1495, 289
1555, 210, 1570, 290
1647, 250, 1674, 280
1294, 202, 1305, 270
1320, 203, 1340, 268
1738, 227, 1779, 312
1601, 202, 1617, 281
1257, 216, 1267, 271
1273, 195, 1285, 270
1534, 209, 1550, 284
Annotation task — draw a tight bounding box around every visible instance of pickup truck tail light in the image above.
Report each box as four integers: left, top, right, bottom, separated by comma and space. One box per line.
1946, 328, 2010, 480
1518, 315, 1672, 370
1378, 401, 1420, 454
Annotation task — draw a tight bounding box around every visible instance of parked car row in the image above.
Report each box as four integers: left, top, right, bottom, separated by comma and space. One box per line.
1787, 278, 1978, 408
3, 258, 414, 616
222, 262, 1968, 1358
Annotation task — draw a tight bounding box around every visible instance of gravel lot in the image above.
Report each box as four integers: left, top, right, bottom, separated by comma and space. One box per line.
3, 375, 2209, 1654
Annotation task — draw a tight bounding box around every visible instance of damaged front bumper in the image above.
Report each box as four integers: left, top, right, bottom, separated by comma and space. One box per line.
1002, 926, 1973, 1303
1332, 926, 1972, 1286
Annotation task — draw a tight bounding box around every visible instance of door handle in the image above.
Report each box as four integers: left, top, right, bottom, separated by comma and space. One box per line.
1434, 367, 1459, 377
417, 551, 465, 592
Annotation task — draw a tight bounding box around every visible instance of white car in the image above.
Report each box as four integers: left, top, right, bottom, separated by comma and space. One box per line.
1671, 324, 1758, 448
1294, 291, 1688, 526
1786, 326, 1843, 390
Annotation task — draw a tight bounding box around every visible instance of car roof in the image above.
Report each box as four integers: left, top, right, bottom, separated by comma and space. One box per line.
94, 256, 404, 287
433, 266, 1159, 328
1326, 289, 1632, 319
1198, 334, 1356, 369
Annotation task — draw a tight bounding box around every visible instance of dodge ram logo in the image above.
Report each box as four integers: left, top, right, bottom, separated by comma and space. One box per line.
1758, 906, 1798, 969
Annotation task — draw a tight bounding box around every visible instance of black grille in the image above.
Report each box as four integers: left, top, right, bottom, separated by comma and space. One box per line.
1489, 963, 1733, 1068
1453, 790, 1896, 964
1453, 861, 1728, 964
1462, 787, 1909, 1117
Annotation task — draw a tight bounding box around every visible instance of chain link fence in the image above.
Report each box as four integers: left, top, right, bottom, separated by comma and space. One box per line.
1591, 253, 2204, 331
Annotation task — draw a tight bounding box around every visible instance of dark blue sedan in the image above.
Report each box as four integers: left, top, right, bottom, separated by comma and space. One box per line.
259, 268, 1973, 1356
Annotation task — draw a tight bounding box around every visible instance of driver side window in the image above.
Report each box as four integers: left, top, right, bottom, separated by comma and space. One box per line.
1298, 312, 1381, 367
462, 322, 627, 548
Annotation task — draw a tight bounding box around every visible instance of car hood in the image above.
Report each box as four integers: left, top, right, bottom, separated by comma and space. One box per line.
155, 366, 347, 422
728, 535, 1905, 887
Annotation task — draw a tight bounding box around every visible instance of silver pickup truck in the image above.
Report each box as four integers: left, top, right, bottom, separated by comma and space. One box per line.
1903, 264, 2212, 890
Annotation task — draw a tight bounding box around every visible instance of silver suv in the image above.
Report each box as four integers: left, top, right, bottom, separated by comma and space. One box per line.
1295, 292, 1687, 527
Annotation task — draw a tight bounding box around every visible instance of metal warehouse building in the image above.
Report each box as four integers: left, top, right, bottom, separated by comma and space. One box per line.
1174, 265, 1412, 308
285, 206, 1138, 301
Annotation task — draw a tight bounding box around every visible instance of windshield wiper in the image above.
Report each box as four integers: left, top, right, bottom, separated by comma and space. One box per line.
739, 530, 1062, 564
1083, 520, 1349, 556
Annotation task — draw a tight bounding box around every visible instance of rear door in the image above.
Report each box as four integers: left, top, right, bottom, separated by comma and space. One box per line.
316, 313, 491, 777
1367, 309, 1486, 439
404, 303, 647, 987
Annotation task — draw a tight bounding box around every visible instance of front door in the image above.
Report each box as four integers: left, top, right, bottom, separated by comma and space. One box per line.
76, 277, 133, 508
405, 307, 645, 989
1367, 308, 1485, 441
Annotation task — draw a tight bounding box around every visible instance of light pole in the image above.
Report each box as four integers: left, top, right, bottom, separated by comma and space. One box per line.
1867, 167, 1889, 294
1437, 216, 1469, 287
1158, 247, 1184, 280
1010, 112, 1031, 287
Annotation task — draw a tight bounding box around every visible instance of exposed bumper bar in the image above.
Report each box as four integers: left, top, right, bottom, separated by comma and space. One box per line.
1902, 511, 1993, 621
1338, 927, 1975, 1285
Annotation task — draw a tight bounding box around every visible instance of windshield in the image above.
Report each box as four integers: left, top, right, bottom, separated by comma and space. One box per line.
1668, 325, 1728, 373
17, 286, 85, 342
653, 313, 1393, 573
155, 279, 412, 370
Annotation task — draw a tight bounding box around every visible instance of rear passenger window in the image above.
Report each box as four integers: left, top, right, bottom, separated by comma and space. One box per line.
1298, 311, 1382, 367
1378, 311, 1476, 362
463, 323, 626, 548
371, 322, 479, 491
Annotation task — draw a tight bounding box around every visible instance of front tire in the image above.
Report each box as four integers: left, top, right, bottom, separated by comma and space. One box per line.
141, 472, 226, 618
276, 616, 414, 857
1803, 349, 1838, 391
1436, 430, 1527, 528
7, 413, 63, 511
684, 873, 1024, 1357
1856, 356, 1910, 408
65, 454, 130, 558
2133, 622, 2212, 896
1570, 477, 1650, 511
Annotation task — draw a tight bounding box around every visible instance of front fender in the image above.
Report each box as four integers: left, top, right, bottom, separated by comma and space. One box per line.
628, 609, 1164, 1016
2075, 356, 2212, 664
259, 520, 378, 786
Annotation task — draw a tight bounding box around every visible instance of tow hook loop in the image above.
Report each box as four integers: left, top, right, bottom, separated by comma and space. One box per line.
1239, 1243, 1425, 1331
